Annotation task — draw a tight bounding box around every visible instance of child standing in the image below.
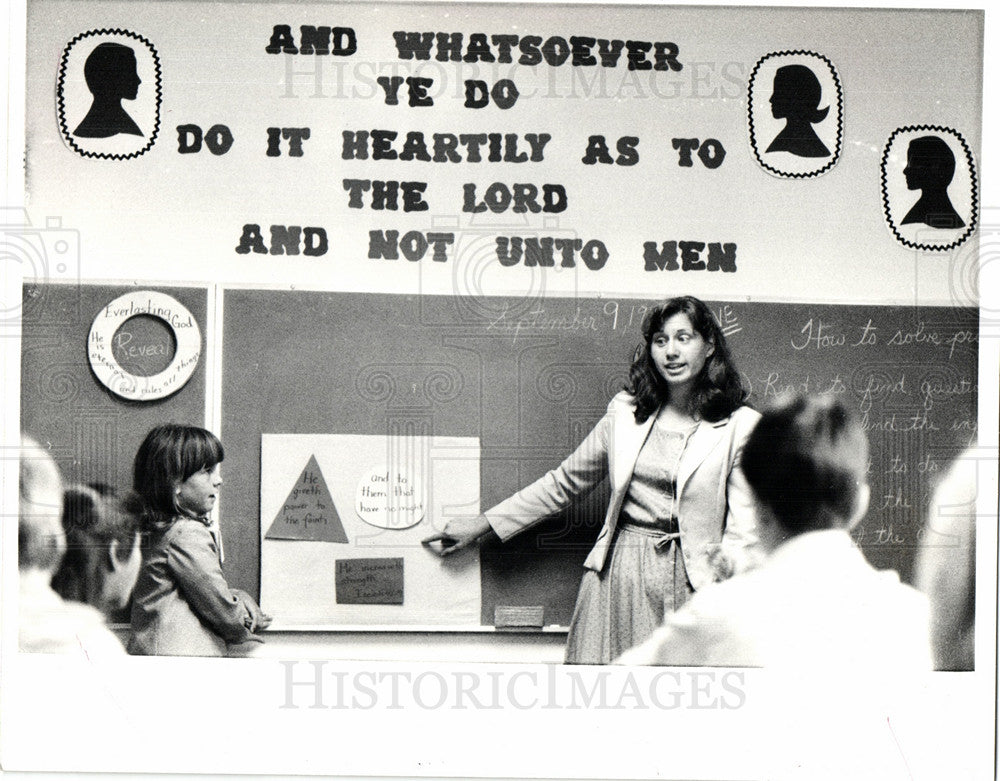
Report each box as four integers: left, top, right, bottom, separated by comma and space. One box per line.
128, 424, 270, 656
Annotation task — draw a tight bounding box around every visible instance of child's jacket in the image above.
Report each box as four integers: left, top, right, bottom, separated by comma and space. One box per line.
128, 517, 257, 656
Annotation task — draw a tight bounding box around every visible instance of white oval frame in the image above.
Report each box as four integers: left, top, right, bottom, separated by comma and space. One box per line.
747, 50, 843, 179
57, 28, 162, 160
88, 291, 201, 401
879, 124, 978, 252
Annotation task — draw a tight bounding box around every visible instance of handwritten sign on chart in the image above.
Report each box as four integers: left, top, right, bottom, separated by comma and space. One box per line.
335, 558, 405, 605
265, 454, 349, 543
355, 464, 426, 530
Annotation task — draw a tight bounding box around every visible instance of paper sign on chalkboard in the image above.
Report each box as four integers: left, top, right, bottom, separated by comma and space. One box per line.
265, 454, 348, 543
335, 558, 404, 605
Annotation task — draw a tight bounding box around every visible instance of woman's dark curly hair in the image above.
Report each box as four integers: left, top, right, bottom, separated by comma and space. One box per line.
625, 296, 749, 423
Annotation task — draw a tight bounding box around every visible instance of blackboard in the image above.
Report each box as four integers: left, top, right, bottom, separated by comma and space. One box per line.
20, 283, 208, 491
220, 290, 977, 626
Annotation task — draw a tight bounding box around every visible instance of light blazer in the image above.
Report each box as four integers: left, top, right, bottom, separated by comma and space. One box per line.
128, 518, 258, 656
485, 391, 761, 591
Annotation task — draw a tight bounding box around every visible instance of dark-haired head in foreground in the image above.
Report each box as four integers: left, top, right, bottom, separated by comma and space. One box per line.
741, 392, 869, 548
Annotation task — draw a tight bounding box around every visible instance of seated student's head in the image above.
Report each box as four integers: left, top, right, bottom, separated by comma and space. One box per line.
19, 435, 66, 574
741, 394, 869, 546
50, 483, 141, 619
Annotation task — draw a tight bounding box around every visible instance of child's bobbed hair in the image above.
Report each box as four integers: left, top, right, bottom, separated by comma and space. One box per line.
132, 424, 224, 524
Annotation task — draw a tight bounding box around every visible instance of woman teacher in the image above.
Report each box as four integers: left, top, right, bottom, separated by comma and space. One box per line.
423, 296, 761, 663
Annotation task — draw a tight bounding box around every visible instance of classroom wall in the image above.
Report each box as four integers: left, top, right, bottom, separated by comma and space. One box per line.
7, 3, 998, 780
17, 1, 985, 662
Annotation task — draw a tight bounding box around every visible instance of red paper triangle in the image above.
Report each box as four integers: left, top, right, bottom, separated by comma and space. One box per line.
265, 454, 348, 543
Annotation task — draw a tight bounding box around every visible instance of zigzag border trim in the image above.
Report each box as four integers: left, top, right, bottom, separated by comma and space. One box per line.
879, 124, 979, 252
747, 50, 844, 180
56, 28, 162, 160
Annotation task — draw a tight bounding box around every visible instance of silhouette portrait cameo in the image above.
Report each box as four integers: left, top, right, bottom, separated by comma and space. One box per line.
73, 42, 143, 139
766, 64, 830, 158
901, 136, 965, 229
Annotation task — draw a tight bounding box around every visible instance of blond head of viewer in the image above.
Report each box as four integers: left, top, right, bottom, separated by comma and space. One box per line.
18, 435, 124, 655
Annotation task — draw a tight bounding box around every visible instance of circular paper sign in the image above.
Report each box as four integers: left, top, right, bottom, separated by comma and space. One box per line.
87, 291, 201, 400
355, 464, 426, 530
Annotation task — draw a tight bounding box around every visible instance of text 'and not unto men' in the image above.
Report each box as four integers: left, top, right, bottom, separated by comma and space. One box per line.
234, 224, 737, 274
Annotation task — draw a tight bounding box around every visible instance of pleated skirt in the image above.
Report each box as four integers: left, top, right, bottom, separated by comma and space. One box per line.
563, 524, 694, 664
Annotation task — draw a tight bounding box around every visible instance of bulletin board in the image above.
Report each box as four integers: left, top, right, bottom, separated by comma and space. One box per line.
259, 433, 482, 626
19, 282, 208, 490
21, 4, 982, 304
